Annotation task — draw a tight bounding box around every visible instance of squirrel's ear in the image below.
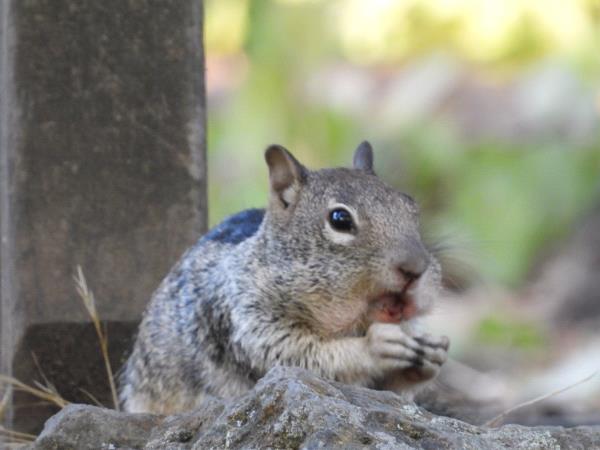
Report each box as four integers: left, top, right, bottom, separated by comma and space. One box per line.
265, 144, 307, 209
353, 141, 375, 174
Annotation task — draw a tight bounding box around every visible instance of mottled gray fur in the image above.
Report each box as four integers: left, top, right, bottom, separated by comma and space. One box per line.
120, 142, 449, 414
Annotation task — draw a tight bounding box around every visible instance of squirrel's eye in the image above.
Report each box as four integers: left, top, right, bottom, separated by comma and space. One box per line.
329, 208, 354, 232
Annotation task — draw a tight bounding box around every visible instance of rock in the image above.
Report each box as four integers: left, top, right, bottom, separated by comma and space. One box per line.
31, 404, 162, 450
28, 367, 600, 450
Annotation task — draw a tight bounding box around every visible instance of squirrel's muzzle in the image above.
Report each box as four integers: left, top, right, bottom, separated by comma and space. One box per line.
391, 237, 429, 287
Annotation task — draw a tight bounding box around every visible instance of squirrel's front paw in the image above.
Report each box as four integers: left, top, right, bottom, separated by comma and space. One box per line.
366, 323, 449, 384
402, 333, 449, 383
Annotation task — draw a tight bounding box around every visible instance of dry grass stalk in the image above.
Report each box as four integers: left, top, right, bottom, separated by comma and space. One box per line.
74, 265, 120, 411
30, 353, 52, 389
0, 425, 36, 443
0, 355, 69, 446
0, 388, 10, 422
0, 375, 69, 409
484, 370, 599, 427
0, 268, 120, 444
79, 388, 105, 408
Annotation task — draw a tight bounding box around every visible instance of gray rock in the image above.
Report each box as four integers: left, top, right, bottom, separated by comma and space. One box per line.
29, 367, 600, 450
31, 404, 162, 450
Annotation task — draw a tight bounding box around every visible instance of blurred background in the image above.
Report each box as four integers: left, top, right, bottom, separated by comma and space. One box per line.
204, 0, 600, 423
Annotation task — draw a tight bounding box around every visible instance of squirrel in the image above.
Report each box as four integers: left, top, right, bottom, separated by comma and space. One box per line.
120, 142, 449, 414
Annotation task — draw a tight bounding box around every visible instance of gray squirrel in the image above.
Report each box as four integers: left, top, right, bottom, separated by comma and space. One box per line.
120, 142, 449, 414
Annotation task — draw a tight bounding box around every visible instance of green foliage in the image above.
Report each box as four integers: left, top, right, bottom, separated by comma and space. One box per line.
475, 315, 546, 350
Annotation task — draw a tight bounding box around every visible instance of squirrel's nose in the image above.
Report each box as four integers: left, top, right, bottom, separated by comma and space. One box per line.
397, 264, 424, 285
393, 240, 429, 285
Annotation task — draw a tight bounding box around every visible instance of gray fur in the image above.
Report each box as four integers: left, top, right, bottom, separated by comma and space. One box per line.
120, 142, 449, 414
353, 141, 374, 173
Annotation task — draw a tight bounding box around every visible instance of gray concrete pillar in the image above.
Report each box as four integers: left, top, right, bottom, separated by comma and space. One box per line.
0, 0, 206, 433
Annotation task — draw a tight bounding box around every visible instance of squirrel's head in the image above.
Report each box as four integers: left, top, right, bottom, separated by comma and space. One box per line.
262, 142, 441, 335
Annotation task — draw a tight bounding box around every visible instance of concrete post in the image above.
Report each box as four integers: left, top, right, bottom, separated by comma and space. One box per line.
0, 0, 206, 433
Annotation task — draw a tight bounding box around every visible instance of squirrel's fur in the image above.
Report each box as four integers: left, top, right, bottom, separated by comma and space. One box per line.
120, 143, 449, 414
